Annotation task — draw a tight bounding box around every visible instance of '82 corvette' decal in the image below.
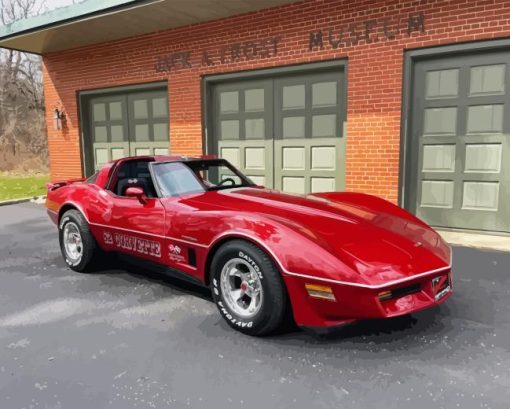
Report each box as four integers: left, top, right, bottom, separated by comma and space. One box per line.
104, 231, 161, 258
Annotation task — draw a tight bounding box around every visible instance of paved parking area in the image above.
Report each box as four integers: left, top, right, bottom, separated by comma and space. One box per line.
0, 203, 509, 409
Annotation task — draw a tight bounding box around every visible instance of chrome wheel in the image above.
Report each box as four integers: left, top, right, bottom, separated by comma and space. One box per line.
220, 258, 263, 319
63, 222, 83, 264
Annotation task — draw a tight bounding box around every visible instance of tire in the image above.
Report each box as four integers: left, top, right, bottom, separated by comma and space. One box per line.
211, 240, 289, 336
59, 209, 100, 273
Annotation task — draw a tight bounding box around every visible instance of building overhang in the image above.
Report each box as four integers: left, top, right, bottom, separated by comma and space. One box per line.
0, 0, 299, 55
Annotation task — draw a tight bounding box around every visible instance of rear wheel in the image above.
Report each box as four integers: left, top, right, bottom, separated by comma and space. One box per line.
211, 240, 288, 336
59, 209, 100, 272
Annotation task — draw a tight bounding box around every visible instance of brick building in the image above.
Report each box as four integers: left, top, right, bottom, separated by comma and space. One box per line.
1, 0, 509, 234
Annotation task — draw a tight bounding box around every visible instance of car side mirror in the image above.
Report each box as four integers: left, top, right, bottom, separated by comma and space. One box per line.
125, 186, 147, 204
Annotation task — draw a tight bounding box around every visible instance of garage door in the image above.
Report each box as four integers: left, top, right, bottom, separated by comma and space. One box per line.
211, 69, 346, 194
90, 90, 169, 171
409, 51, 510, 233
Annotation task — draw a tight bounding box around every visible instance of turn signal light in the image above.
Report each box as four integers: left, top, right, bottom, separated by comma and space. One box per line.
378, 290, 393, 301
305, 284, 336, 301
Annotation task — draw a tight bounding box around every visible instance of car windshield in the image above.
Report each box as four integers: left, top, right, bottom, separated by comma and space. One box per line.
151, 159, 254, 197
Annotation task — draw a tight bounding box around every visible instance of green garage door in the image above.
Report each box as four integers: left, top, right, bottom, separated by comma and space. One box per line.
212, 69, 346, 194
409, 51, 510, 233
90, 90, 169, 171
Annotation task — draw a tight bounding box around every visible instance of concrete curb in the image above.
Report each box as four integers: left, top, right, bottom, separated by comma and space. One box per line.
438, 230, 510, 253
0, 195, 46, 207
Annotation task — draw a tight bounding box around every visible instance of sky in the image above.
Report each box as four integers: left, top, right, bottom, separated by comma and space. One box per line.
44, 0, 82, 11
0, 0, 84, 27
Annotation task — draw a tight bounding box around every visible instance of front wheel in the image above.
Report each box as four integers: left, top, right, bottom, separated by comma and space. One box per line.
211, 240, 289, 336
59, 209, 100, 272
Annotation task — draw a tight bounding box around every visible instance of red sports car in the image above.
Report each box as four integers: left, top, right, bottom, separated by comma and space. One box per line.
46, 155, 452, 336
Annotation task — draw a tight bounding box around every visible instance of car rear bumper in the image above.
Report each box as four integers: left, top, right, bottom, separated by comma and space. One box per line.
283, 269, 452, 328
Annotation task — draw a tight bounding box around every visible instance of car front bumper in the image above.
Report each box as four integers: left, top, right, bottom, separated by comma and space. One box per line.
283, 269, 452, 328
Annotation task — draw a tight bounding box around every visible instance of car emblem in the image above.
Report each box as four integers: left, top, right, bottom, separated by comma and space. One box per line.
414, 241, 423, 247
432, 275, 450, 301
169, 244, 182, 255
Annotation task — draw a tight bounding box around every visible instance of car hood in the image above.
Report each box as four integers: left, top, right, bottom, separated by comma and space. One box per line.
185, 188, 450, 285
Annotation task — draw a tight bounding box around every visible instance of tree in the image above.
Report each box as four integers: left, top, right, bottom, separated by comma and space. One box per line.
0, 0, 48, 172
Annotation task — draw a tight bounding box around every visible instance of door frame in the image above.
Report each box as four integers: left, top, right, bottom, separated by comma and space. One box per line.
77, 81, 168, 177
400, 38, 510, 219
201, 59, 348, 159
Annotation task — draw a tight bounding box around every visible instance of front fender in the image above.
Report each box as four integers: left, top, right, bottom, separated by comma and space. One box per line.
205, 213, 361, 285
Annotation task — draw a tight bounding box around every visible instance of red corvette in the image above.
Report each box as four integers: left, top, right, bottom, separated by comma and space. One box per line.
46, 155, 452, 336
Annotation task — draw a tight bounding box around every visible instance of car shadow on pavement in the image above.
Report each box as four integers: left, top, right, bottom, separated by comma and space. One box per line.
70, 255, 460, 346
44, 247, 493, 352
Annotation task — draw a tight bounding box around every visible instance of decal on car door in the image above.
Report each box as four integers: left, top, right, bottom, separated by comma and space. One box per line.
102, 230, 162, 258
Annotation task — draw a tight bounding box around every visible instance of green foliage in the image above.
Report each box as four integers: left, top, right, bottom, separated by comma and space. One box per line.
0, 175, 49, 201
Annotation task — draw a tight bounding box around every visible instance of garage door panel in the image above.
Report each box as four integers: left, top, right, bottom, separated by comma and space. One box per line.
312, 82, 337, 107
245, 147, 266, 170
462, 181, 500, 211
111, 148, 126, 161
247, 176, 265, 186
470, 64, 506, 95
245, 118, 265, 139
218, 140, 273, 187
311, 177, 336, 193
466, 104, 504, 134
464, 144, 502, 173
93, 143, 129, 170
422, 145, 456, 173
426, 69, 459, 98
220, 147, 241, 168
312, 114, 337, 138
220, 91, 239, 113
420, 180, 454, 208
282, 116, 306, 138
94, 147, 109, 167
282, 147, 305, 170
411, 51, 510, 233
154, 148, 169, 156
212, 68, 345, 193
283, 177, 306, 194
90, 95, 130, 171
89, 90, 169, 173
311, 146, 336, 171
282, 84, 305, 110
423, 107, 458, 136
275, 138, 344, 193
244, 89, 265, 112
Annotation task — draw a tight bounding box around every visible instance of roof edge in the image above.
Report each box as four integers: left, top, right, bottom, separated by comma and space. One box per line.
0, 0, 145, 42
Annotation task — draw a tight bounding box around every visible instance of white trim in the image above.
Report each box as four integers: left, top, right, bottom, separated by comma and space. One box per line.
69, 204, 452, 290
89, 222, 209, 248
283, 265, 451, 290
209, 230, 451, 289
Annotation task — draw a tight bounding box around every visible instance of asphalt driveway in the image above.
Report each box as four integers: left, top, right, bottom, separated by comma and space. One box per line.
0, 202, 509, 409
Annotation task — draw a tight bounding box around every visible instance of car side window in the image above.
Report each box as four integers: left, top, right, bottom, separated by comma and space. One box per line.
109, 160, 158, 198
152, 162, 205, 197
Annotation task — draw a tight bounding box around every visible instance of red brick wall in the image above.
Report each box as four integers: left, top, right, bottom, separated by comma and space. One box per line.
43, 0, 510, 203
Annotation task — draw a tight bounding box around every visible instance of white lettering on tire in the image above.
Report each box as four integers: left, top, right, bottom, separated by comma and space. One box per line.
60, 217, 81, 267
238, 251, 263, 280
59, 216, 70, 230
217, 300, 253, 328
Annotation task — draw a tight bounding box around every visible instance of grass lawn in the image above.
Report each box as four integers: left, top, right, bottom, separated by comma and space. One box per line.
0, 175, 50, 201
